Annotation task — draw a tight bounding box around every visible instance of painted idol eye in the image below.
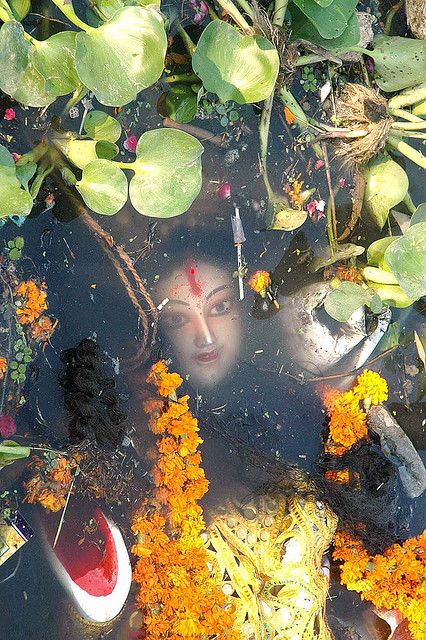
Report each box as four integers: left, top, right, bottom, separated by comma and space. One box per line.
209, 299, 232, 317
161, 312, 188, 330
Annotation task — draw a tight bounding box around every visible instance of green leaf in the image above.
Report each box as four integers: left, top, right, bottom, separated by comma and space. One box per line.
16, 161, 37, 189
192, 21, 279, 104
93, 0, 124, 19
324, 281, 371, 322
129, 129, 203, 218
0, 440, 30, 470
368, 283, 415, 308
8, 248, 21, 260
367, 236, 398, 266
368, 293, 383, 314
8, 0, 30, 21
379, 322, 400, 350
0, 21, 56, 107
384, 221, 426, 300
76, 160, 128, 215
369, 36, 426, 93
15, 236, 24, 249
31, 31, 80, 97
291, 0, 358, 39
270, 206, 308, 231
309, 242, 365, 272
362, 156, 409, 229
83, 110, 122, 142
311, 0, 334, 6
75, 6, 167, 106
58, 138, 118, 170
0, 158, 33, 219
410, 203, 426, 227
290, 7, 360, 51
158, 84, 198, 124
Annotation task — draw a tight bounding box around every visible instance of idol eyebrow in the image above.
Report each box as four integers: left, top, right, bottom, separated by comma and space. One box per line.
205, 285, 230, 301
166, 299, 190, 307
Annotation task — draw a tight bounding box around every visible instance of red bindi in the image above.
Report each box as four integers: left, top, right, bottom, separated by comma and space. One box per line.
184, 260, 203, 297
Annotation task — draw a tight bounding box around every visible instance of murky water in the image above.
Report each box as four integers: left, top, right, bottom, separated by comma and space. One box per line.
0, 1, 425, 638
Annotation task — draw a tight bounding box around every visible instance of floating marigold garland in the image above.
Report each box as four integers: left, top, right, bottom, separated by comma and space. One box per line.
24, 453, 80, 512
333, 530, 426, 640
131, 361, 240, 640
323, 369, 388, 456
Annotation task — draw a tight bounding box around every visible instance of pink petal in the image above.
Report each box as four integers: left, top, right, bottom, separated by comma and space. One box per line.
306, 200, 317, 214
315, 160, 324, 170
338, 177, 346, 188
0, 414, 16, 438
124, 135, 138, 154
4, 108, 16, 121
217, 182, 231, 200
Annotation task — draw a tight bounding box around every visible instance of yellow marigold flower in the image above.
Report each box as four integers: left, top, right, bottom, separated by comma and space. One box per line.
248, 270, 271, 295
0, 356, 7, 379
353, 369, 388, 405
157, 372, 183, 397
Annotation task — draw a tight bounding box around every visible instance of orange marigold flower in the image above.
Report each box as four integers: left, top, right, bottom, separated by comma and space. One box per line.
248, 270, 271, 295
353, 369, 388, 405
336, 265, 363, 283
157, 372, 183, 397
327, 390, 368, 451
0, 356, 7, 379
15, 280, 47, 325
324, 469, 350, 484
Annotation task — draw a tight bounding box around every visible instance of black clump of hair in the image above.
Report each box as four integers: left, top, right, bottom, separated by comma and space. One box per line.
58, 338, 127, 447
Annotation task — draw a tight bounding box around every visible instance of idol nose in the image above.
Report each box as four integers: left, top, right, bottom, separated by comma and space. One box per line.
194, 314, 215, 348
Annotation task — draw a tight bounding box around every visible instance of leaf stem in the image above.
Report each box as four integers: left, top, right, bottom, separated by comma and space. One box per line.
391, 119, 426, 130
50, 0, 95, 32
177, 24, 196, 56
16, 141, 49, 166
389, 109, 424, 123
384, 0, 403, 35
259, 91, 276, 202
387, 83, 426, 110
233, 0, 254, 18
63, 85, 89, 116
214, 0, 254, 33
387, 136, 426, 169
273, 0, 288, 26
114, 161, 135, 169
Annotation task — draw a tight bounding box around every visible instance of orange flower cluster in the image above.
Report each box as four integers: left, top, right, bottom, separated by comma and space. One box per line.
29, 315, 57, 343
248, 270, 271, 296
323, 370, 388, 455
0, 356, 7, 379
132, 361, 240, 640
333, 530, 426, 640
285, 175, 305, 208
336, 265, 363, 283
15, 280, 47, 325
24, 454, 79, 512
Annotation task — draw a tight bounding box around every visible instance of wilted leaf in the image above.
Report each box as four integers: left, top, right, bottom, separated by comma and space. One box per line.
309, 242, 365, 272
362, 156, 409, 229
83, 110, 122, 142
384, 221, 426, 300
76, 160, 128, 215
129, 129, 203, 218
270, 206, 308, 231
414, 331, 426, 369
324, 281, 371, 322
369, 36, 426, 92
75, 6, 167, 106
192, 20, 279, 104
0, 440, 30, 469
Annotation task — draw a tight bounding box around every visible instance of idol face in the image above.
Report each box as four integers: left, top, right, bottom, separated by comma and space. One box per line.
156, 260, 241, 388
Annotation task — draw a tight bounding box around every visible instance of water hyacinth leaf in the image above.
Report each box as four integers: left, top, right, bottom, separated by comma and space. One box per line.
75, 6, 167, 106
292, 0, 358, 39
76, 160, 128, 215
0, 144, 17, 178
157, 85, 198, 124
0, 174, 33, 218
369, 36, 426, 92
384, 221, 426, 300
309, 242, 365, 272
60, 139, 118, 170
362, 156, 409, 229
0, 21, 55, 106
410, 203, 426, 227
16, 161, 37, 190
192, 21, 279, 104
412, 97, 426, 117
368, 293, 383, 314
8, 0, 30, 20
290, 7, 360, 51
367, 236, 398, 266
270, 207, 308, 231
93, 0, 124, 19
324, 281, 371, 322
31, 31, 80, 96
83, 110, 122, 142
368, 283, 415, 308
0, 440, 30, 469
130, 129, 203, 218
310, 0, 334, 6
